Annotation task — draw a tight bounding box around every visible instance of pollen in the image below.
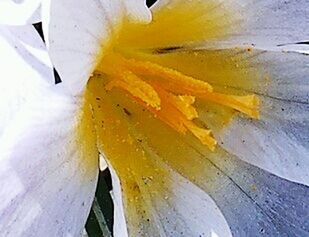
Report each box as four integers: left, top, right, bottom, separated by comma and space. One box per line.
96, 54, 260, 151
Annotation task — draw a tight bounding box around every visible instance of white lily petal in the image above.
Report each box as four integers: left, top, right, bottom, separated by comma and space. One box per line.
42, 0, 151, 95
42, 0, 122, 94
202, 50, 309, 186
122, 104, 309, 236
150, 0, 309, 49
0, 0, 41, 25
109, 162, 232, 237
216, 97, 309, 186
0, 25, 54, 136
99, 154, 108, 171
0, 85, 99, 236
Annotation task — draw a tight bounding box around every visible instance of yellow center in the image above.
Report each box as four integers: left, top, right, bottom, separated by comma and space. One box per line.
93, 52, 259, 151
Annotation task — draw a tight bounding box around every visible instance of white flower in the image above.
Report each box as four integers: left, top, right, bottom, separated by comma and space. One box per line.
1, 0, 309, 236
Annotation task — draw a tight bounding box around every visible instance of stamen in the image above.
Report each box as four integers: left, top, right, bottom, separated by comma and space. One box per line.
106, 71, 161, 110
117, 55, 214, 94
98, 53, 260, 150
157, 81, 259, 118
149, 86, 217, 150
198, 92, 260, 119
168, 95, 198, 120
113, 55, 260, 119
137, 87, 188, 134
183, 121, 217, 151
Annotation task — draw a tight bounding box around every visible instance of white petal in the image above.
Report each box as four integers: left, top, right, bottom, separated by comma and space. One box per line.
126, 109, 309, 236
42, 0, 151, 95
0, 25, 54, 136
216, 97, 309, 186
109, 162, 232, 237
0, 0, 41, 25
0, 86, 99, 236
152, 0, 309, 49
207, 50, 309, 186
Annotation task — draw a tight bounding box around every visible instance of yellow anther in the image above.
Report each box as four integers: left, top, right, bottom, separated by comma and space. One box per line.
183, 121, 217, 151
118, 56, 214, 94
106, 71, 161, 110
149, 86, 216, 150
169, 95, 198, 120
198, 92, 260, 119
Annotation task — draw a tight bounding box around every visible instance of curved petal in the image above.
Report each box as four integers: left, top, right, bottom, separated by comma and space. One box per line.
209, 151, 309, 236
42, 0, 151, 94
0, 0, 41, 25
109, 163, 232, 237
132, 126, 309, 236
198, 51, 309, 186
0, 85, 99, 236
128, 48, 309, 185
0, 25, 54, 136
215, 97, 309, 186
120, 0, 309, 50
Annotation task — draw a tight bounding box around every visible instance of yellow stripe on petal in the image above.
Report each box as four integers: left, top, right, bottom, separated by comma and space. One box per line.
77, 94, 99, 173
117, 0, 237, 48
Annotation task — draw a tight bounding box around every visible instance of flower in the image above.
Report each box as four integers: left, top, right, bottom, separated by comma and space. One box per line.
1, 0, 309, 236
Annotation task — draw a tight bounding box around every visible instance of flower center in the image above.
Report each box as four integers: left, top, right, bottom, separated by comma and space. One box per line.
95, 53, 259, 151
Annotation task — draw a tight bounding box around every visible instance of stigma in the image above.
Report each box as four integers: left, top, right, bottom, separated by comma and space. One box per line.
96, 53, 259, 151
